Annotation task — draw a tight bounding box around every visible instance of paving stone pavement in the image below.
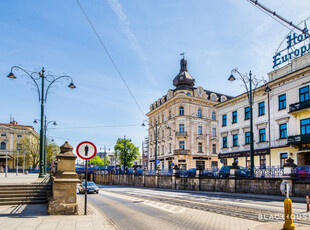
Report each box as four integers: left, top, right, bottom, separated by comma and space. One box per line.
0, 196, 117, 230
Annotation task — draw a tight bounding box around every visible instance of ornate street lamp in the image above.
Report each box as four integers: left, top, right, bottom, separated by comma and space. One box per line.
7, 66, 76, 177
34, 116, 57, 173
228, 68, 265, 177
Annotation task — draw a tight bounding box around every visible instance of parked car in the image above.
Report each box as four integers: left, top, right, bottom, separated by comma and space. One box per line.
79, 182, 99, 194
219, 166, 250, 177
296, 166, 310, 179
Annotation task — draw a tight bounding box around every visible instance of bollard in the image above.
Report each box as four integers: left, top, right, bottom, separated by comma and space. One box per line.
283, 184, 295, 230
307, 195, 309, 212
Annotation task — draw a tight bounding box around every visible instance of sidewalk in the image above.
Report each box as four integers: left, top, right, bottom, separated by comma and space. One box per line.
0, 196, 117, 230
0, 173, 46, 184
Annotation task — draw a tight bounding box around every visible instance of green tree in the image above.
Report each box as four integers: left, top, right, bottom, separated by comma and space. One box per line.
89, 156, 110, 167
46, 139, 60, 165
114, 138, 139, 168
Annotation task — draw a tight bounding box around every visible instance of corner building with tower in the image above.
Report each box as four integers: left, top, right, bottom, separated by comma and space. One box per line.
146, 57, 231, 170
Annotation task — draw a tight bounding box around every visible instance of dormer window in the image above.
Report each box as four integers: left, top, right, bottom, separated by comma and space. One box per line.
211, 95, 216, 101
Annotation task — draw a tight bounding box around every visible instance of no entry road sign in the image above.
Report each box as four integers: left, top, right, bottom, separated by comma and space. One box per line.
76, 141, 97, 160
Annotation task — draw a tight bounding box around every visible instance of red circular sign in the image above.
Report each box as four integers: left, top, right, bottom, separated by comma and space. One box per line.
76, 141, 97, 160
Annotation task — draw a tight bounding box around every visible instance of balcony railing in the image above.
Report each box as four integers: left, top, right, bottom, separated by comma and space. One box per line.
175, 131, 187, 137
289, 100, 310, 113
173, 149, 190, 155
288, 133, 310, 145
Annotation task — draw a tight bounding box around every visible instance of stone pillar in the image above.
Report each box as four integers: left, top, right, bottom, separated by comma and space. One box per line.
143, 167, 147, 187
229, 161, 239, 178
172, 166, 178, 190
155, 166, 160, 188
48, 142, 80, 215
282, 157, 297, 178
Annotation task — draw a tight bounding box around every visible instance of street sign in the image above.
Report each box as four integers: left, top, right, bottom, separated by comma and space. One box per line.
76, 141, 97, 160
280, 180, 291, 197
171, 163, 175, 167
76, 141, 97, 216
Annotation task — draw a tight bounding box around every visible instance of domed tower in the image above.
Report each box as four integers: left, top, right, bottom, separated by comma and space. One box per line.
173, 55, 195, 90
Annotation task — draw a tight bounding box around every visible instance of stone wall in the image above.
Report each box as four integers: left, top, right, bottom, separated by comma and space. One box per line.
94, 173, 310, 197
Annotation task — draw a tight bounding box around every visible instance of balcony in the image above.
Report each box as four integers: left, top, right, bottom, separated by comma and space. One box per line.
173, 149, 190, 155
288, 133, 310, 145
175, 131, 188, 137
289, 100, 310, 113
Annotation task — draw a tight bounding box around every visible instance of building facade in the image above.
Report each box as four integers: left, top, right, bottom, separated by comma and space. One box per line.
0, 119, 39, 170
217, 52, 310, 168
147, 57, 231, 170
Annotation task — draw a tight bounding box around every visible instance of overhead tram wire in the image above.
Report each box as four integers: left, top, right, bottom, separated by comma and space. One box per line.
50, 124, 142, 130
75, 0, 147, 120
247, 0, 310, 37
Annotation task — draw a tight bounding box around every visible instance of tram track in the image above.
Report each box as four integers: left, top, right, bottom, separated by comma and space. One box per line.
101, 189, 310, 226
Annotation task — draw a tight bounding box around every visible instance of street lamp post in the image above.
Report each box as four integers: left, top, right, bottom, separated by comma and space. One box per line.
142, 120, 164, 170
228, 69, 265, 177
7, 66, 76, 177
34, 116, 57, 174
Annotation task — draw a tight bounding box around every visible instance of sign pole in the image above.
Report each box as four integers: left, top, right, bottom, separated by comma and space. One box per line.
76, 141, 97, 216
84, 159, 88, 215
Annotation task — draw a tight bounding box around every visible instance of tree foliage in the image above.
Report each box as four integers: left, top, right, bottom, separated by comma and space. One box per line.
20, 136, 59, 168
89, 156, 110, 166
114, 138, 139, 168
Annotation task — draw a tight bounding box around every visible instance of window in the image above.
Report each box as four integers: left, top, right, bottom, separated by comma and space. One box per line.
198, 109, 202, 118
162, 145, 164, 155
162, 161, 164, 170
232, 111, 237, 123
279, 124, 287, 139
280, 153, 288, 168
279, 94, 286, 110
198, 142, 203, 153
259, 128, 266, 142
169, 128, 172, 136
0, 142, 6, 150
198, 126, 202, 135
233, 135, 238, 147
169, 144, 171, 153
179, 124, 185, 133
212, 144, 217, 154
258, 102, 265, 116
179, 106, 184, 116
299, 86, 309, 102
223, 159, 227, 166
222, 114, 227, 126
162, 115, 164, 123
179, 141, 185, 150
212, 128, 216, 137
212, 112, 216, 120
196, 161, 205, 169
222, 136, 227, 148
211, 95, 216, 101
211, 161, 218, 168
260, 155, 266, 169
245, 132, 251, 145
300, 118, 310, 135
234, 158, 238, 164
162, 130, 164, 138
150, 148, 152, 157
244, 107, 250, 120
246, 157, 251, 168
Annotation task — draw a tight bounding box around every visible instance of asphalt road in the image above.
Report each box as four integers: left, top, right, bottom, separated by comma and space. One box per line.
85, 186, 265, 230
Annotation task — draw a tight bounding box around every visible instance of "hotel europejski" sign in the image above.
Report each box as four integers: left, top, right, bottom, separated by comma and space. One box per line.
273, 28, 310, 68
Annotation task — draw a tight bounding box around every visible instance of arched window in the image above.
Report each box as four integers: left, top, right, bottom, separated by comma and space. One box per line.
179, 106, 184, 116
162, 130, 164, 138
211, 95, 216, 101
198, 109, 202, 118
0, 142, 6, 150
221, 96, 227, 102
212, 112, 216, 120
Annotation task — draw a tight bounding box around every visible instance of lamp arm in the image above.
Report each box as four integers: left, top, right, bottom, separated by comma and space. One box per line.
45, 75, 74, 102
10, 66, 41, 101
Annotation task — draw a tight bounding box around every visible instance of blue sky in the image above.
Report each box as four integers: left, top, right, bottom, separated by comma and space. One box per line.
1, 0, 310, 154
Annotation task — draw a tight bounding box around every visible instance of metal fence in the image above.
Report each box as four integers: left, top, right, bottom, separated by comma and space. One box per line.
253, 166, 284, 178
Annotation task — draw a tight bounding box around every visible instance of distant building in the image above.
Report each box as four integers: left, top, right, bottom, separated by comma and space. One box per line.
147, 57, 231, 170
217, 52, 310, 168
142, 137, 149, 168
0, 119, 39, 170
